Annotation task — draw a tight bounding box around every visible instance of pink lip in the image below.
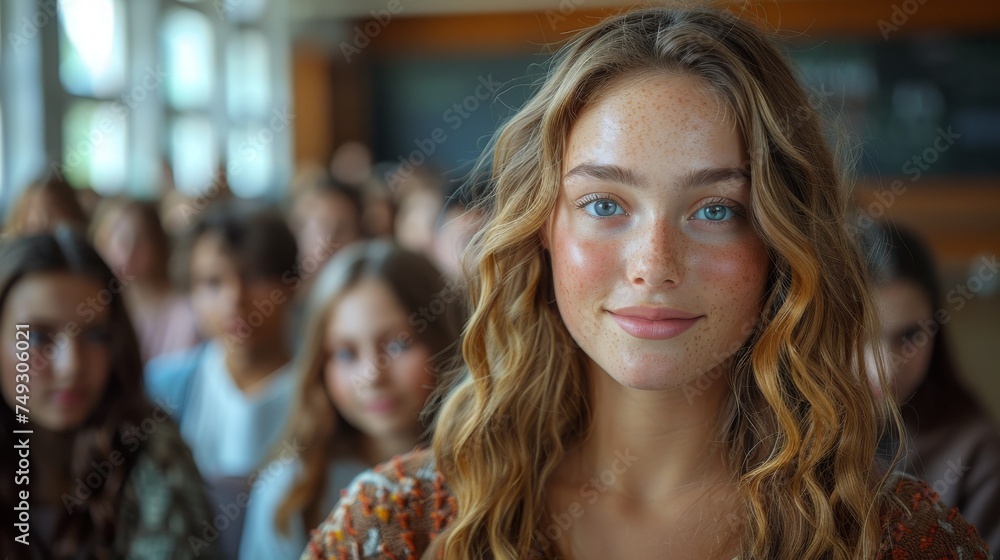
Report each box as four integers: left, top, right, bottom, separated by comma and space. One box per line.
365, 398, 398, 414
50, 390, 85, 407
607, 307, 702, 340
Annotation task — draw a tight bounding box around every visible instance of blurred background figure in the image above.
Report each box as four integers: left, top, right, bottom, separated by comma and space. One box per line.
867, 223, 1000, 550
328, 141, 373, 187
240, 240, 463, 559
92, 198, 201, 363
392, 171, 445, 258
145, 201, 298, 558
288, 178, 364, 281
359, 168, 397, 239
89, 195, 128, 258
0, 229, 218, 560
4, 176, 87, 237
431, 186, 486, 284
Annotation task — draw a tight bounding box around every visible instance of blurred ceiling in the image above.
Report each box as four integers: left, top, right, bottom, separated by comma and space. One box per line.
290, 0, 640, 20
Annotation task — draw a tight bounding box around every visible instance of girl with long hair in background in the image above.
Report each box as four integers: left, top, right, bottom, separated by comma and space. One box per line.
241, 240, 463, 559
0, 228, 218, 559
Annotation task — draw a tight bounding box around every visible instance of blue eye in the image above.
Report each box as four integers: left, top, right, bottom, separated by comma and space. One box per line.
28, 330, 53, 346
693, 204, 735, 222
332, 347, 356, 362
385, 338, 413, 356
84, 326, 112, 344
581, 198, 625, 218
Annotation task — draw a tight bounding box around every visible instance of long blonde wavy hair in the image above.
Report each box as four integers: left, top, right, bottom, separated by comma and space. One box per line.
429, 6, 900, 559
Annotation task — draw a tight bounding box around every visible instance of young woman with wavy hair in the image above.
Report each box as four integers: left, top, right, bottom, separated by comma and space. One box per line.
0, 228, 218, 559
303, 7, 991, 559
241, 240, 464, 559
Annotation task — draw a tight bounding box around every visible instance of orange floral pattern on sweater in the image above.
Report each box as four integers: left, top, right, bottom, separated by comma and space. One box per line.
301, 449, 991, 560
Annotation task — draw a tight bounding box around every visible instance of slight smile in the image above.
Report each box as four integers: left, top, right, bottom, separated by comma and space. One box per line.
607, 307, 703, 340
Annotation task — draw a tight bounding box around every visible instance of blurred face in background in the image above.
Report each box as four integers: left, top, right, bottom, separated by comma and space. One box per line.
432, 206, 485, 282
292, 190, 363, 271
323, 278, 435, 445
15, 188, 85, 236
873, 279, 935, 402
101, 209, 164, 282
0, 273, 112, 431
395, 187, 443, 256
189, 233, 288, 347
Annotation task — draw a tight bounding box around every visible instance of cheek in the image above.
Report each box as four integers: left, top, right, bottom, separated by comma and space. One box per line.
897, 345, 933, 389
191, 289, 218, 319
87, 345, 113, 392
393, 348, 435, 399
325, 362, 355, 412
691, 238, 769, 319
247, 285, 284, 322
323, 363, 348, 410
549, 217, 620, 303
0, 356, 17, 410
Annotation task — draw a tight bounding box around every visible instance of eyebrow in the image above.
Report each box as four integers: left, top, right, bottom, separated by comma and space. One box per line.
563, 162, 750, 190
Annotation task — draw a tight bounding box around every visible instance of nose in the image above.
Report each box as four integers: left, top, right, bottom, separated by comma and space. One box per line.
52, 336, 83, 383
222, 278, 251, 315
627, 217, 684, 287
353, 350, 392, 392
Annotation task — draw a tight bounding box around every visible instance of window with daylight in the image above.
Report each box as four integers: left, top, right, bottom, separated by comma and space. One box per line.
225, 29, 275, 197
163, 7, 215, 111
170, 115, 219, 196
58, 0, 128, 194
62, 101, 127, 193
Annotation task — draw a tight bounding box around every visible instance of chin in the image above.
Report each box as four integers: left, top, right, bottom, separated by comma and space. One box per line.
596, 350, 730, 391
594, 359, 689, 391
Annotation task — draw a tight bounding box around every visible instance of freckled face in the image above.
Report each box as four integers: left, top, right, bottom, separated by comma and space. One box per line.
546, 73, 770, 390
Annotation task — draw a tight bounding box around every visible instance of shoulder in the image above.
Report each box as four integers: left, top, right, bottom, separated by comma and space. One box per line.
127, 419, 208, 506
269, 364, 298, 399
881, 476, 991, 559
247, 455, 301, 516
302, 448, 456, 560
145, 343, 206, 380
241, 458, 306, 559
117, 420, 222, 559
144, 343, 209, 412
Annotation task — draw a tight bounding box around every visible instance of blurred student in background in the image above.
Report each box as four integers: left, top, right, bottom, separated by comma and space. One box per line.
431, 197, 486, 285
0, 229, 218, 559
239, 240, 463, 558
93, 199, 200, 363
3, 176, 88, 237
359, 173, 397, 240
393, 176, 444, 259
145, 201, 298, 558
329, 141, 373, 188
288, 178, 365, 292
868, 224, 1000, 550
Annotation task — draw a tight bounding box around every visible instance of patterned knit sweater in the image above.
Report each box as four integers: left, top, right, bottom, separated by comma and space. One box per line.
301, 448, 992, 560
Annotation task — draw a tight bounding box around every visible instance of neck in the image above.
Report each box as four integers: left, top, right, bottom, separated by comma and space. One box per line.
359, 433, 421, 465
128, 278, 171, 298
32, 427, 77, 505
124, 282, 171, 310
224, 339, 290, 393
559, 359, 735, 503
